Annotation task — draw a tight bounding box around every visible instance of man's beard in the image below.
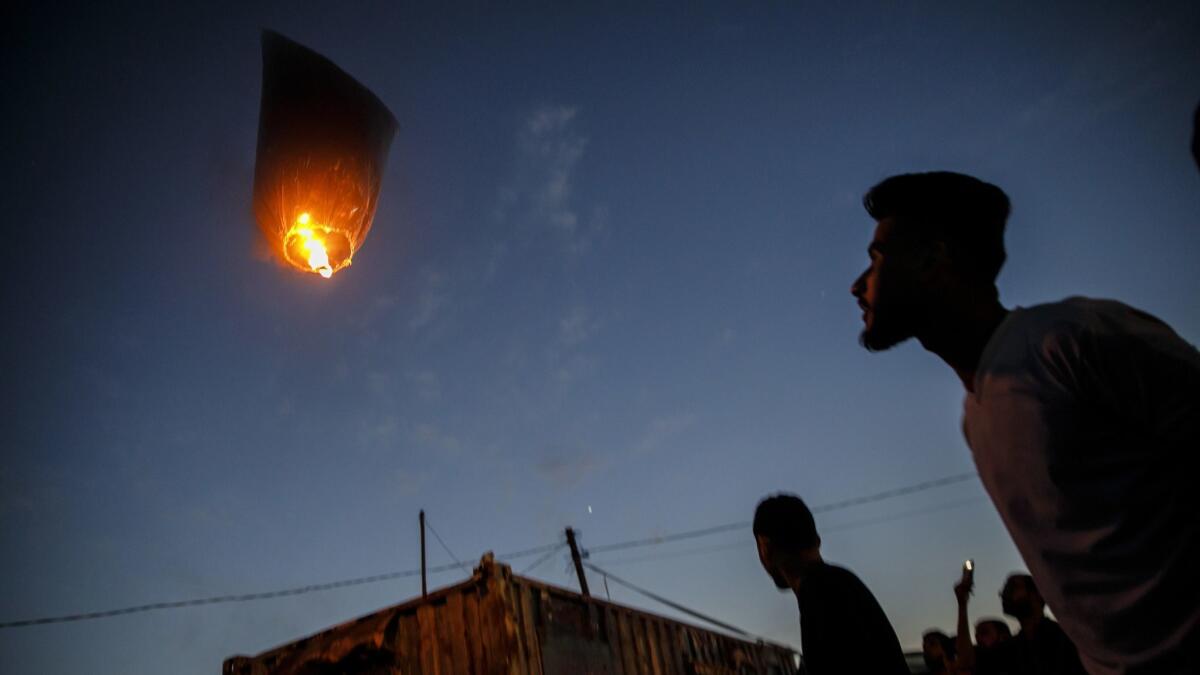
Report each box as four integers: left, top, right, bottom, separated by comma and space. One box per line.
859, 311, 914, 352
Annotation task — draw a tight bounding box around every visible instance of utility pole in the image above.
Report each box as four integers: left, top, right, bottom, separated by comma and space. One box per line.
420, 510, 427, 598
565, 527, 589, 597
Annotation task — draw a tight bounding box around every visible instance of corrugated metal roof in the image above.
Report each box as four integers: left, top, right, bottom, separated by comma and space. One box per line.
223, 554, 800, 675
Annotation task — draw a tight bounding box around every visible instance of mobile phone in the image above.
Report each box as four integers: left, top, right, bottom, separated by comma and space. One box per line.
962, 559, 975, 582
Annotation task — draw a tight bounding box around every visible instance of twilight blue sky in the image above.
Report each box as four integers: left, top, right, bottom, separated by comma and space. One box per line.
3, 2, 1199, 673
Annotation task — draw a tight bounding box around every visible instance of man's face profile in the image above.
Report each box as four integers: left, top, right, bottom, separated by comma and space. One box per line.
756, 536, 790, 590
975, 622, 1006, 648
852, 218, 925, 352
1000, 577, 1035, 617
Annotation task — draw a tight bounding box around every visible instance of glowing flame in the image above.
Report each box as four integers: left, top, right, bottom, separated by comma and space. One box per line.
293, 213, 334, 278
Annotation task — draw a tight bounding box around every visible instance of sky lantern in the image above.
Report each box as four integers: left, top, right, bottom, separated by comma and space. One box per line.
253, 30, 398, 279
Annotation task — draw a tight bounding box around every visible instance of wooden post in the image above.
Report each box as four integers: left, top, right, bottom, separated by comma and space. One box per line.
565, 527, 589, 597
420, 510, 427, 598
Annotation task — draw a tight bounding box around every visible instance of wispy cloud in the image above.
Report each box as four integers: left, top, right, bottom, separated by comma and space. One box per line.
632, 412, 699, 455
395, 468, 430, 498
493, 104, 607, 260
408, 268, 448, 332
412, 422, 463, 456
535, 451, 601, 486
357, 412, 402, 449
559, 305, 599, 347
548, 305, 602, 387
487, 106, 612, 392
524, 105, 587, 232
553, 353, 596, 387
1014, 17, 1188, 133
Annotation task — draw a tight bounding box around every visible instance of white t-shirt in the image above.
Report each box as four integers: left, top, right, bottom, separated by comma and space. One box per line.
963, 297, 1200, 675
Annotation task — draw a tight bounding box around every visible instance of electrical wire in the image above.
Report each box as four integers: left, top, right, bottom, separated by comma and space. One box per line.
589, 496, 988, 567
809, 471, 978, 513
423, 516, 470, 574
0, 472, 979, 630
822, 495, 987, 534
588, 471, 978, 555
0, 542, 557, 630
0, 561, 462, 629
495, 542, 562, 561
584, 562, 763, 640
520, 543, 567, 575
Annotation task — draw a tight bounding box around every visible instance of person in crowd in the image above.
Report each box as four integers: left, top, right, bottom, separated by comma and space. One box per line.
923, 629, 958, 674
955, 572, 1086, 675
753, 494, 909, 675
851, 171, 1200, 673
974, 619, 1012, 649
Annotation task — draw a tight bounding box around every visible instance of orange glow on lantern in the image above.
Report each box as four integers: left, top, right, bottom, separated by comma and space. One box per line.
253, 31, 398, 279
290, 214, 333, 278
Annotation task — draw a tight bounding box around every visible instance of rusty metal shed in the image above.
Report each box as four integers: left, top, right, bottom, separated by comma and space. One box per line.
223, 554, 800, 675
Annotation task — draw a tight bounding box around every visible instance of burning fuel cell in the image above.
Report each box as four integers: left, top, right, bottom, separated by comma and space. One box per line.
252, 30, 398, 279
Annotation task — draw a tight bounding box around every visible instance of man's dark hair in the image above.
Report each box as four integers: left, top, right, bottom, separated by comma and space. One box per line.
863, 172, 1011, 289
922, 630, 957, 657
1002, 573, 1038, 597
753, 493, 819, 551
976, 618, 1013, 639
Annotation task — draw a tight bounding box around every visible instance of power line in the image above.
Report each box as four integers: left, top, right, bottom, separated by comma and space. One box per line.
424, 516, 470, 574
809, 471, 978, 513
822, 495, 987, 534
520, 543, 567, 575
588, 522, 745, 555
584, 562, 764, 641
495, 542, 562, 561
593, 541, 746, 568
587, 471, 979, 555
0, 542, 557, 630
0, 561, 461, 630
0, 472, 979, 630
589, 496, 988, 568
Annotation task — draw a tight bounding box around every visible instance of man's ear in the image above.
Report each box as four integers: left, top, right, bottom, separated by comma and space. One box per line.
914, 240, 958, 287
919, 240, 951, 271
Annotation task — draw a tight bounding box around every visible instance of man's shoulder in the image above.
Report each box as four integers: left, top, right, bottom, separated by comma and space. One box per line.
1032, 617, 1072, 645
980, 297, 1162, 381
799, 564, 906, 671
1010, 296, 1172, 342
811, 562, 867, 588
806, 563, 886, 610
1005, 296, 1131, 339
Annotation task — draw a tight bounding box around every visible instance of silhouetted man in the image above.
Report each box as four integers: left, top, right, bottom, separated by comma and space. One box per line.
851, 172, 1200, 674
923, 629, 957, 674
753, 494, 908, 675
957, 572, 1085, 675
975, 619, 1012, 650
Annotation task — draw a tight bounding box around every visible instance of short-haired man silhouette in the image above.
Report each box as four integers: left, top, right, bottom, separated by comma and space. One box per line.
975, 618, 1012, 649
753, 494, 909, 675
958, 572, 1085, 675
851, 172, 1200, 674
